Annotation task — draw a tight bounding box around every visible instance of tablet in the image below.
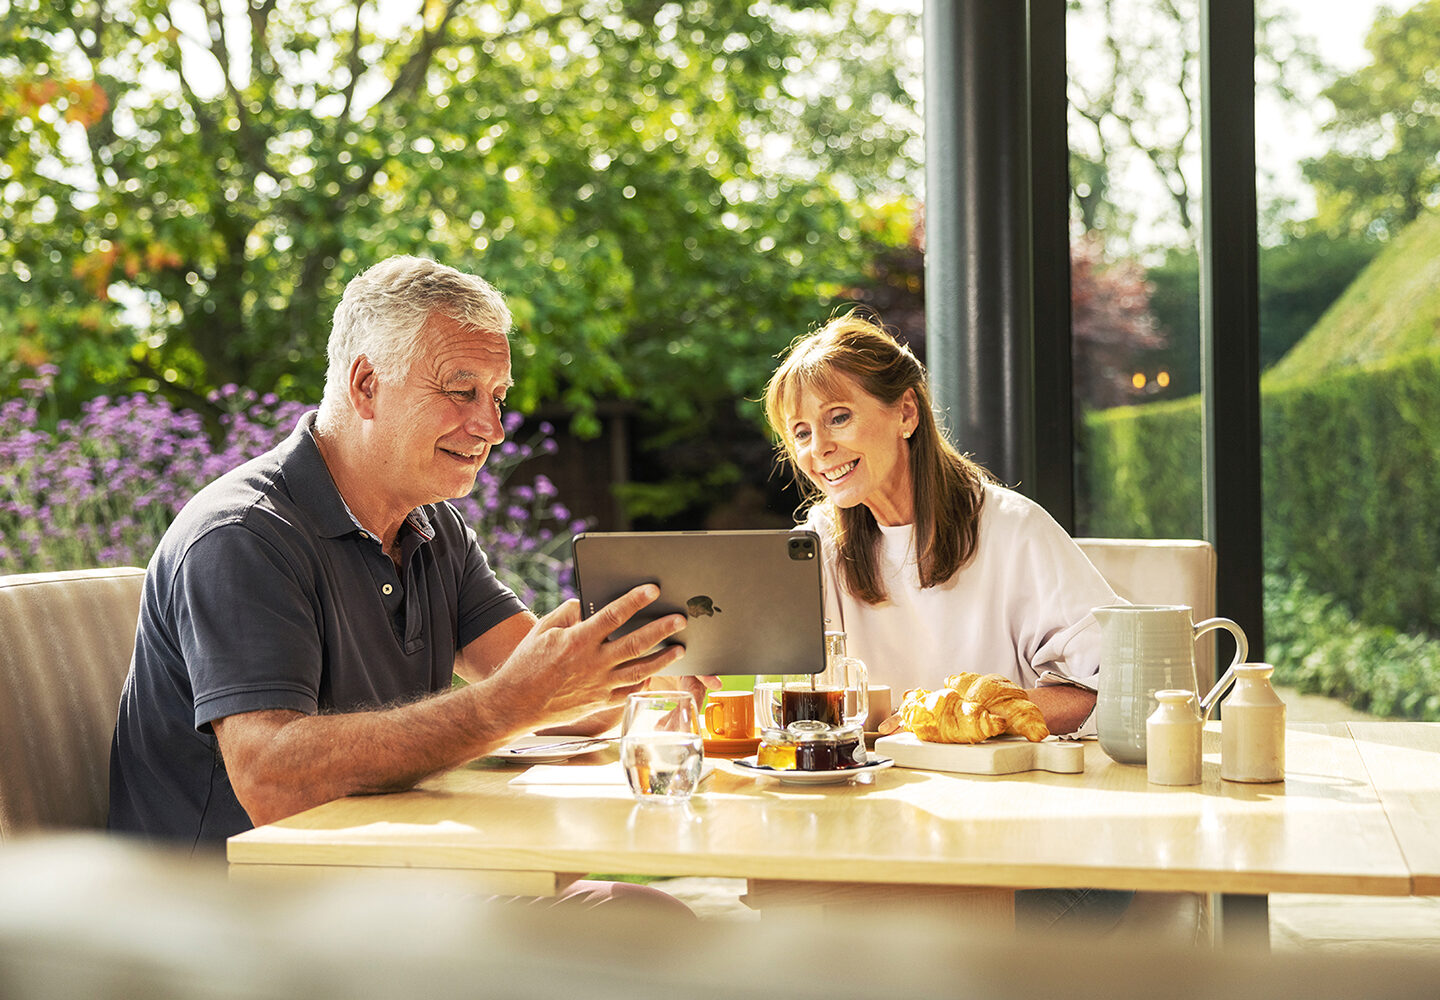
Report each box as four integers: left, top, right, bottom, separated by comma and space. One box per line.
571, 529, 826, 676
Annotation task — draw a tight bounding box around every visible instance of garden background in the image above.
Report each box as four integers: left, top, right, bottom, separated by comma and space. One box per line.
3, 0, 1438, 716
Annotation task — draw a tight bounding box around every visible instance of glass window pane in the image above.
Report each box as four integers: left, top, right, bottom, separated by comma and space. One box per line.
1257, 0, 1440, 720
1067, 0, 1205, 541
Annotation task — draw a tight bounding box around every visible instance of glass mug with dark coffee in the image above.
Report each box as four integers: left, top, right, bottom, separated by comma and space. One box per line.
755, 675, 842, 727
782, 684, 845, 727
755, 631, 868, 730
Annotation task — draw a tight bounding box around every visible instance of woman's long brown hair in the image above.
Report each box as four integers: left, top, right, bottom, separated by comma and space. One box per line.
764, 310, 993, 605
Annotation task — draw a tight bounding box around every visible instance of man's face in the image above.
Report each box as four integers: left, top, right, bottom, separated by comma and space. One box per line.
367, 313, 513, 508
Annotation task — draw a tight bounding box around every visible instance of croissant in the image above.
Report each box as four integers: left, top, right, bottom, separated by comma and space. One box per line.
899, 687, 1009, 744
944, 672, 1050, 742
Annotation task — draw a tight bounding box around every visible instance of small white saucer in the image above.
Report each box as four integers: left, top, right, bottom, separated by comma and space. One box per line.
729, 755, 893, 785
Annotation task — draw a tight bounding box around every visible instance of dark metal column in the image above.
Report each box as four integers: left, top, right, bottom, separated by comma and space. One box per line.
924, 0, 1034, 490
1027, 0, 1075, 530
1200, 0, 1266, 660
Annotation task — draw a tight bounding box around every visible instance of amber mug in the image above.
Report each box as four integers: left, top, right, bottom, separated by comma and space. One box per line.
704, 690, 756, 740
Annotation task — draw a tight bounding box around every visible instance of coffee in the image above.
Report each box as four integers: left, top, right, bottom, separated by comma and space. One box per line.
782, 686, 844, 728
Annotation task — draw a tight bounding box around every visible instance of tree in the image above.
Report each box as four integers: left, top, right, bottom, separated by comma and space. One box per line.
1143, 232, 1381, 399
0, 0, 920, 453
1070, 235, 1166, 409
1066, 0, 1327, 248
1303, 0, 1440, 240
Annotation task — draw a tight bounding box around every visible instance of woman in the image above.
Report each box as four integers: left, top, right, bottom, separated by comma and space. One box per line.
764, 310, 1118, 737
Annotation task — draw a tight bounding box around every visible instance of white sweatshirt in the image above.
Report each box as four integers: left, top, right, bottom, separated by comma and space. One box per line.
805, 484, 1119, 699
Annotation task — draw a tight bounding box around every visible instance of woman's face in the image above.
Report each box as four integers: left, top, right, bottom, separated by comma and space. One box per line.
785, 372, 918, 526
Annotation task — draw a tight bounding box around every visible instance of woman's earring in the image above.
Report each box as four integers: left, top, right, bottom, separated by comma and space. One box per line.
902, 430, 912, 440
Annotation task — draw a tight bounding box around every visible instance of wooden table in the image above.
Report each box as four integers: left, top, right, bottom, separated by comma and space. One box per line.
1347, 722, 1440, 895
229, 723, 1433, 942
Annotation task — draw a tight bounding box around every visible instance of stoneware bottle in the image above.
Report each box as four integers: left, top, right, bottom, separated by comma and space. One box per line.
1146, 689, 1203, 786
1220, 663, 1287, 783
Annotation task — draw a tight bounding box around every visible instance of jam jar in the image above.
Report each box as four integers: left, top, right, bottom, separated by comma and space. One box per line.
789, 720, 839, 771
756, 727, 797, 770
833, 723, 867, 769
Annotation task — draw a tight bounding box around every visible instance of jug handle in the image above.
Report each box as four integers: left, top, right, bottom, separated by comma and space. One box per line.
1195, 617, 1249, 720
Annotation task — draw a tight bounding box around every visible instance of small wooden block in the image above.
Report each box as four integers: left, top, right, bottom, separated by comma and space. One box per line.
874, 733, 1085, 774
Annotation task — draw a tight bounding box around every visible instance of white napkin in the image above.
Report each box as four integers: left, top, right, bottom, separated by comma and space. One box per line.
509, 760, 716, 786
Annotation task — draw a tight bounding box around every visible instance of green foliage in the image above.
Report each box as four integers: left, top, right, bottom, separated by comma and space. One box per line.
0, 0, 919, 461
1266, 209, 1440, 384
1081, 348, 1440, 638
1266, 570, 1440, 721
1263, 350, 1440, 634
1256, 233, 1384, 370
1302, 0, 1440, 239
1143, 233, 1379, 399
1077, 394, 1203, 540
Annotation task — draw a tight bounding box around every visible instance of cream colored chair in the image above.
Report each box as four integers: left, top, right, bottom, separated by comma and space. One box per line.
1074, 538, 1218, 946
0, 567, 146, 840
1075, 537, 1219, 689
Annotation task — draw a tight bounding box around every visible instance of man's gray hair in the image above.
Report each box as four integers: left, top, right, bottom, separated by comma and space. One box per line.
318, 255, 511, 426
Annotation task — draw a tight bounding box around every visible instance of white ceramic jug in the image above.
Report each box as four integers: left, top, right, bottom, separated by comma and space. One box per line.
1093, 605, 1248, 765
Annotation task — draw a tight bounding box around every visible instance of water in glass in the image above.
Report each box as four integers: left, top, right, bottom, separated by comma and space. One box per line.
621, 732, 703, 801
621, 691, 702, 804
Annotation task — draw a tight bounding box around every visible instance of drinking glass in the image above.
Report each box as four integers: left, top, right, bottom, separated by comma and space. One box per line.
822, 631, 869, 729
753, 675, 785, 730
620, 691, 703, 804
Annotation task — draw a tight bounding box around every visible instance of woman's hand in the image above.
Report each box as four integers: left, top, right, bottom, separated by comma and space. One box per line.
1025, 685, 1097, 736
646, 672, 723, 711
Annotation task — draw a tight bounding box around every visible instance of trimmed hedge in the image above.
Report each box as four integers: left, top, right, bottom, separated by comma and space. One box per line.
1077, 396, 1204, 541
1080, 348, 1440, 637
1264, 350, 1440, 634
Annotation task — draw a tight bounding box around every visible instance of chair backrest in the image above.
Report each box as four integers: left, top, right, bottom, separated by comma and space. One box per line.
1074, 538, 1220, 688
0, 567, 146, 840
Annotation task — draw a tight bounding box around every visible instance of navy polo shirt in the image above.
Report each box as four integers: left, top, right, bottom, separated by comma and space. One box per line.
107, 411, 526, 847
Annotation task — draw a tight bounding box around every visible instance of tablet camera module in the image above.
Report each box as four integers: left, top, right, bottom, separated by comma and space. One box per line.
788, 537, 816, 561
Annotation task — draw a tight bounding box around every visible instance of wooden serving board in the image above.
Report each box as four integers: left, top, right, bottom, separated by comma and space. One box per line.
874, 733, 1085, 775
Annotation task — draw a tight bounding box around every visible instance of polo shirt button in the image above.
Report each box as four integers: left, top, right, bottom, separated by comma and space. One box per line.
381, 583, 394, 595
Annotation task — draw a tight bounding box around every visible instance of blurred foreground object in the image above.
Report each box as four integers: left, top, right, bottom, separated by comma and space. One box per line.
2, 834, 1440, 1000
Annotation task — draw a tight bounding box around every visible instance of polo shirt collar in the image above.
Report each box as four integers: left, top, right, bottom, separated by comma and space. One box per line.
282, 410, 434, 543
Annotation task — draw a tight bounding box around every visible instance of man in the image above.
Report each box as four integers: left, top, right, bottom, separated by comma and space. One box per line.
109, 255, 705, 853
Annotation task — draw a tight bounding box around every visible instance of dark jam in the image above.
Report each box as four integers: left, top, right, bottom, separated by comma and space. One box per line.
794, 732, 839, 771
833, 724, 866, 769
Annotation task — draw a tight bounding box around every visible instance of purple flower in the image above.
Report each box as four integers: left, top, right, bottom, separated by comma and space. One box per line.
3, 379, 585, 607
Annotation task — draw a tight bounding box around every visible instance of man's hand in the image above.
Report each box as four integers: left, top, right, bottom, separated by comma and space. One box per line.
481, 584, 688, 731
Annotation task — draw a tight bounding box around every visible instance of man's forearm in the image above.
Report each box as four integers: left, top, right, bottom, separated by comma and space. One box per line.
216, 684, 529, 827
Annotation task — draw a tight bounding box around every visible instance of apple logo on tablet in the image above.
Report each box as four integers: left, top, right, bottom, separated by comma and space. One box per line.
685, 596, 721, 617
